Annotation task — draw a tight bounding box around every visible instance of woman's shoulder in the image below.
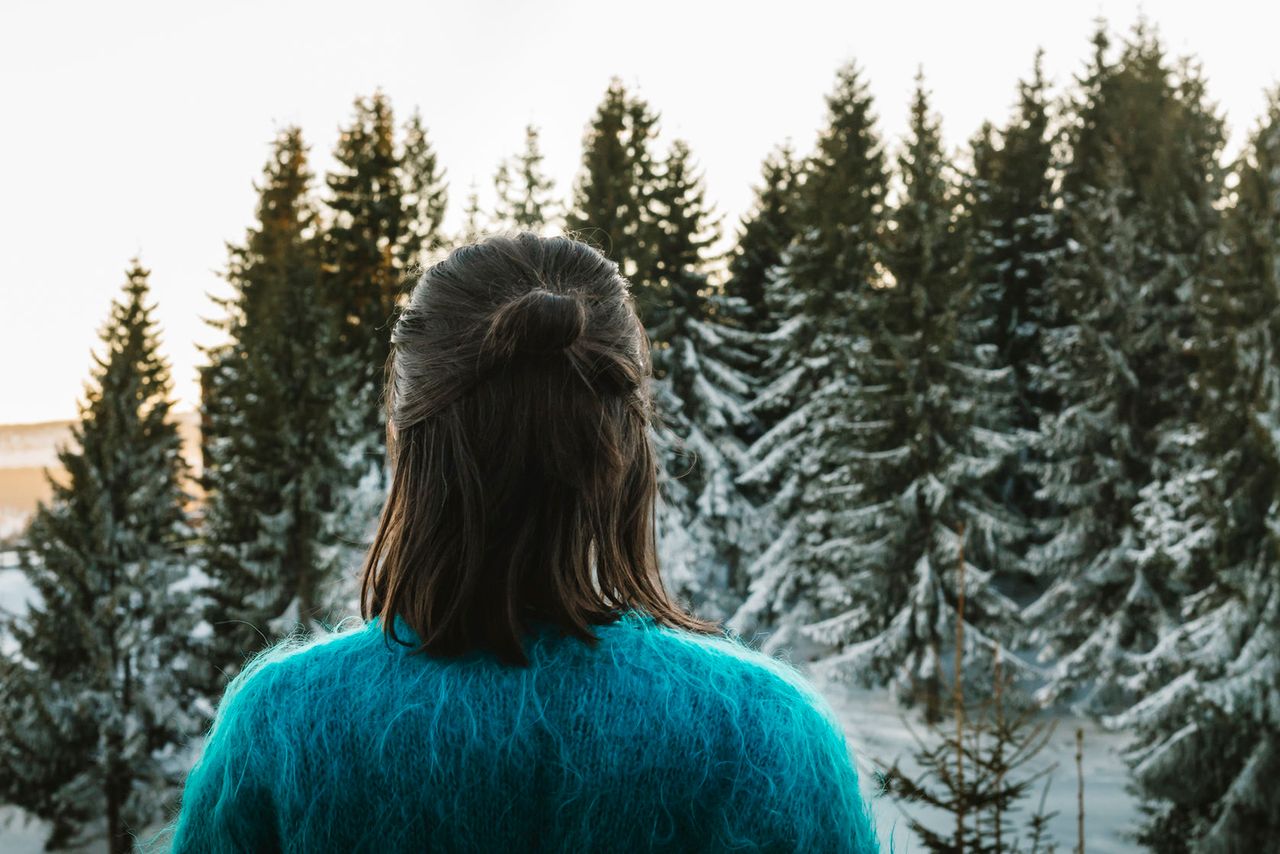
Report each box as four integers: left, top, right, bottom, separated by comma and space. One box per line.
210, 617, 379, 714
212, 613, 840, 731
620, 616, 842, 722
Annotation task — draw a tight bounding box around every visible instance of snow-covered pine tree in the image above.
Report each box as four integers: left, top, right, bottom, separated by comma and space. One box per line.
727, 60, 888, 655
0, 260, 200, 853
724, 142, 803, 345
322, 91, 407, 429
797, 72, 1024, 715
965, 51, 1057, 409
321, 91, 449, 459
197, 128, 373, 690
721, 143, 805, 461
565, 78, 663, 324
458, 180, 487, 244
309, 96, 446, 601
1105, 87, 1280, 852
398, 107, 450, 274
493, 124, 560, 234
1027, 20, 1227, 714
960, 51, 1057, 588
643, 139, 761, 621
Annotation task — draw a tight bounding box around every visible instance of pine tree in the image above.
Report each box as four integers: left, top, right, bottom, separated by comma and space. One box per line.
458, 179, 486, 243
961, 52, 1058, 587
644, 139, 760, 620
728, 60, 888, 655
322, 91, 406, 397
723, 143, 805, 458
964, 51, 1056, 409
1104, 87, 1280, 852
796, 72, 1023, 714
565, 78, 663, 324
398, 107, 449, 273
724, 141, 803, 342
878, 648, 1059, 853
1027, 20, 1227, 714
493, 123, 559, 233
0, 261, 200, 853
197, 128, 372, 688
321, 92, 448, 457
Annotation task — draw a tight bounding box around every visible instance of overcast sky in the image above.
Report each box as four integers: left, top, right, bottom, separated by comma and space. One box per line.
2, 0, 1278, 424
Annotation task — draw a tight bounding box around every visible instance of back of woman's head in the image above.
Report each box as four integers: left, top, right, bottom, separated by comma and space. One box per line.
360, 231, 722, 665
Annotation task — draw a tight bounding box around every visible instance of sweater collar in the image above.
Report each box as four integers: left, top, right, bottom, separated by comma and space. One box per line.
368, 607, 656, 645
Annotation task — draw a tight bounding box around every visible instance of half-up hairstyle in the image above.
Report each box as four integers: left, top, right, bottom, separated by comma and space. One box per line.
360, 231, 723, 666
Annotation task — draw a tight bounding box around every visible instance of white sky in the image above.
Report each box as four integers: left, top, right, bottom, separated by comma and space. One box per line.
2, 0, 1278, 425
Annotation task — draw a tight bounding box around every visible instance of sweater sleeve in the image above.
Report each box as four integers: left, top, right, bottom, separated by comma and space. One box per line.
169, 666, 282, 854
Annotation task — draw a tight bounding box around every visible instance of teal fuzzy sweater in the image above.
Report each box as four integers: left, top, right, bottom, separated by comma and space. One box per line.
164, 610, 880, 852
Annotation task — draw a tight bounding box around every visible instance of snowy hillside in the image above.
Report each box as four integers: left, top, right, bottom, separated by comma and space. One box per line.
0, 421, 71, 470
0, 412, 203, 545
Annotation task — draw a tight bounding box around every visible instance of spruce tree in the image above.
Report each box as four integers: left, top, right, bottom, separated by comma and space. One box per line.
1106, 88, 1280, 852
1027, 20, 1227, 713
0, 261, 199, 853
398, 107, 449, 273
728, 60, 888, 655
493, 123, 559, 233
723, 143, 805, 457
565, 78, 663, 324
796, 72, 1023, 713
961, 52, 1058, 586
724, 141, 803, 342
964, 51, 1056, 405
878, 649, 1059, 852
458, 179, 486, 243
322, 90, 406, 396
197, 128, 371, 688
321, 92, 448, 458
644, 139, 760, 620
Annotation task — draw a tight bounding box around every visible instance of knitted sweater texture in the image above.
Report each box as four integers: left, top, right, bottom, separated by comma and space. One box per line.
165, 610, 881, 853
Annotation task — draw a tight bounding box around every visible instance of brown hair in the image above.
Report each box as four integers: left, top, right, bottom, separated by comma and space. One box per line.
359, 231, 722, 666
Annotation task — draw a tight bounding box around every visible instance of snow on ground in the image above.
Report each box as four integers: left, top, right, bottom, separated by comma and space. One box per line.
0, 565, 39, 658
0, 806, 110, 854
825, 682, 1140, 852
0, 807, 60, 854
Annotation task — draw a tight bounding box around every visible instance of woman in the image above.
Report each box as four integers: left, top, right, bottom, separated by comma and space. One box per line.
166, 232, 881, 852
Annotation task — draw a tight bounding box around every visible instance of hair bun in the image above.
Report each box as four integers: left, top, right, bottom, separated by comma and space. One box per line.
484, 288, 588, 360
